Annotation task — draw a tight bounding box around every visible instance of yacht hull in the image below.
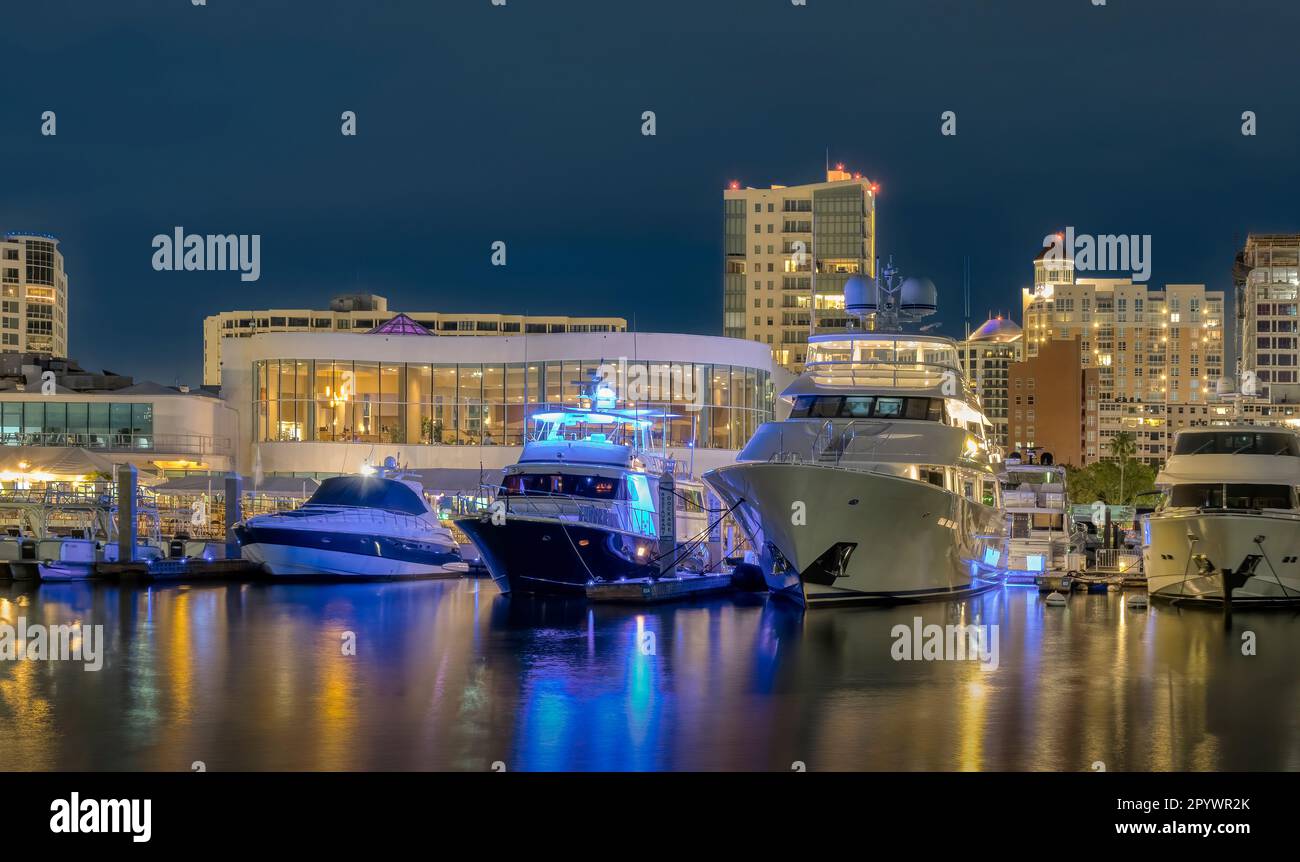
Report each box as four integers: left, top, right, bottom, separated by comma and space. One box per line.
456, 515, 659, 596
1144, 510, 1300, 603
236, 525, 462, 578
705, 462, 1006, 606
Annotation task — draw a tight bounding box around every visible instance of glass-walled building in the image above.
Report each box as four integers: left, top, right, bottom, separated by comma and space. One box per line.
253, 358, 767, 451
224, 329, 777, 479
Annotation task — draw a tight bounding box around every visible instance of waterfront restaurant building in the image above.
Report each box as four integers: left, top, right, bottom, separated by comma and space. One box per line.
220, 320, 778, 486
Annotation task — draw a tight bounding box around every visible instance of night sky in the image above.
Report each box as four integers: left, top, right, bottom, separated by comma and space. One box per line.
2, 0, 1297, 385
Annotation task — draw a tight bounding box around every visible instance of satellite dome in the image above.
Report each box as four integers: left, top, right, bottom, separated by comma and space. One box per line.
900, 276, 938, 314
844, 274, 878, 315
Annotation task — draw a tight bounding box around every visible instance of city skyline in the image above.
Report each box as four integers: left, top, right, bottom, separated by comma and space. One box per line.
2, 1, 1298, 385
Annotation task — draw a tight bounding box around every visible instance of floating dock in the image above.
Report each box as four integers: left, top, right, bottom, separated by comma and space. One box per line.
96, 558, 262, 583
586, 572, 734, 603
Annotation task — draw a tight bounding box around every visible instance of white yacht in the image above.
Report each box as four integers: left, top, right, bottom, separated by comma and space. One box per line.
1144, 426, 1300, 604
236, 458, 463, 578
456, 403, 712, 596
999, 458, 1073, 581
704, 263, 1007, 606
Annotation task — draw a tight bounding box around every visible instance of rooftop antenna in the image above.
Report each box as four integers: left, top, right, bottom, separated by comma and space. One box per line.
963, 256, 972, 341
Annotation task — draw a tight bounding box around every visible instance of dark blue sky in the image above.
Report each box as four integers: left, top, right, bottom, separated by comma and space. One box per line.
2, 0, 1297, 384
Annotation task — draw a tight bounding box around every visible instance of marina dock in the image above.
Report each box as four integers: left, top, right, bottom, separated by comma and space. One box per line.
586, 572, 735, 603
95, 557, 262, 584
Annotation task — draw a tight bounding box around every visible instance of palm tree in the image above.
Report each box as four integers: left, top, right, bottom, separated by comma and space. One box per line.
1107, 431, 1137, 503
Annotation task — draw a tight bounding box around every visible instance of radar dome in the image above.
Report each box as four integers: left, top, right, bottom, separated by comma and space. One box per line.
1215, 376, 1232, 397
843, 274, 878, 315
900, 276, 938, 315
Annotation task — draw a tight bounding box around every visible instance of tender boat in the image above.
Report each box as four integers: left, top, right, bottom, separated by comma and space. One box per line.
235, 459, 463, 578
456, 404, 713, 596
1143, 426, 1300, 604
703, 261, 1008, 606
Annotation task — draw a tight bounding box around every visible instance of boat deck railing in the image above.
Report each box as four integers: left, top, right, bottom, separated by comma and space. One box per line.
262, 503, 442, 532
465, 485, 657, 537
803, 359, 973, 393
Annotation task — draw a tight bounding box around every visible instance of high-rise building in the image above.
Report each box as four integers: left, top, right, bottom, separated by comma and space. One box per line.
1021, 247, 1225, 465
0, 232, 69, 357
203, 294, 628, 386
1007, 336, 1099, 467
1234, 234, 1300, 401
724, 167, 877, 372
959, 316, 1023, 451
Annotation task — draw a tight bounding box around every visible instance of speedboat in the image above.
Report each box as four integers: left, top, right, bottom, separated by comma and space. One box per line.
456, 404, 713, 596
1143, 426, 1300, 604
236, 459, 463, 578
703, 261, 1008, 606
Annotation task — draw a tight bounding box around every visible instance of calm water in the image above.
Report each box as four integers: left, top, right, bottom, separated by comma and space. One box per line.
2, 578, 1298, 771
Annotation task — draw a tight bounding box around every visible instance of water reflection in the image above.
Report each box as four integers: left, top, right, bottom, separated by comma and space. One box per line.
1, 580, 1297, 771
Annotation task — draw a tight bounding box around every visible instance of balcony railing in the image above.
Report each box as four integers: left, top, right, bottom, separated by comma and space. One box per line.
0, 432, 231, 456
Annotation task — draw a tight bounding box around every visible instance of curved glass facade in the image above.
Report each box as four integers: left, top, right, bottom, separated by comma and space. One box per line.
253, 359, 773, 449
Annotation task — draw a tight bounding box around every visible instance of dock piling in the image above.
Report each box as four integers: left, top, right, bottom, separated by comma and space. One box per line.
116, 463, 138, 563
224, 474, 243, 561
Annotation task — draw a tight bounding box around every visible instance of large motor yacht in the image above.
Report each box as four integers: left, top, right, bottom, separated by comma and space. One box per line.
236, 458, 463, 578
704, 262, 1007, 606
1143, 426, 1300, 604
456, 402, 712, 596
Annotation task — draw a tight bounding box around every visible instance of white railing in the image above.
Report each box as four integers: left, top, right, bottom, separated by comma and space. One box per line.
1095, 548, 1141, 572
803, 360, 973, 393
0, 432, 231, 455
468, 487, 657, 538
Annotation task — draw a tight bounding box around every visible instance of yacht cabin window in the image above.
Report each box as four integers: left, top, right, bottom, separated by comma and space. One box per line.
1169, 483, 1295, 510
502, 473, 624, 500
1173, 432, 1300, 457
919, 467, 945, 488
790, 395, 943, 422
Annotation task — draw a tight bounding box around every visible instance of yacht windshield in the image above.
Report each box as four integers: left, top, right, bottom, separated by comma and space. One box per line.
306, 476, 427, 515
1173, 432, 1300, 457
529, 411, 649, 447
790, 395, 943, 421
1169, 483, 1294, 510
500, 473, 624, 500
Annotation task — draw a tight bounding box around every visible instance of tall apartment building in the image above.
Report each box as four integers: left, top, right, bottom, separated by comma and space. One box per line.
958, 316, 1023, 451
1020, 247, 1225, 465
203, 293, 627, 386
1007, 337, 1099, 467
0, 232, 68, 357
724, 166, 877, 372
1234, 234, 1300, 401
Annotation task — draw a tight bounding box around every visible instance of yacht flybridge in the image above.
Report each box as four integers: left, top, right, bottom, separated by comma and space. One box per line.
704, 261, 1008, 605
456, 401, 712, 596
1143, 426, 1300, 604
